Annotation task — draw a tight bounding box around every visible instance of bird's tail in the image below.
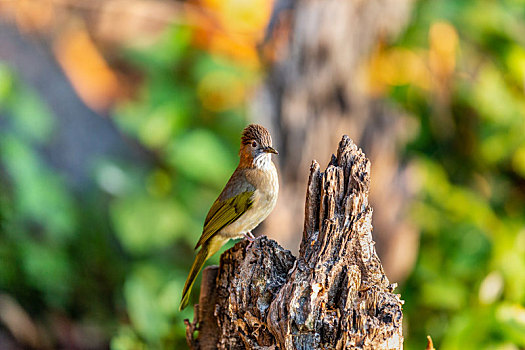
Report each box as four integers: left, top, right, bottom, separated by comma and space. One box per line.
179, 244, 209, 310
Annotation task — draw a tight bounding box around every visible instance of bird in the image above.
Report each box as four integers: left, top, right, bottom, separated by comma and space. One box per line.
179, 124, 279, 310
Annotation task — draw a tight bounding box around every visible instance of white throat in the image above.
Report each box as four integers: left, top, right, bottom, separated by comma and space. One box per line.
254, 153, 272, 170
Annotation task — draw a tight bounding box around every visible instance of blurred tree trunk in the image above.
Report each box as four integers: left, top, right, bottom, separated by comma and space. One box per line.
185, 137, 404, 349
256, 0, 417, 283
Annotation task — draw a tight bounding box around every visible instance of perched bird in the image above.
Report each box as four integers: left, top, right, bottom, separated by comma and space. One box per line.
179, 124, 279, 310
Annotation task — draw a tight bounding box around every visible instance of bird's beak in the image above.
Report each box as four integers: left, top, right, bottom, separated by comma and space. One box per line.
264, 146, 278, 155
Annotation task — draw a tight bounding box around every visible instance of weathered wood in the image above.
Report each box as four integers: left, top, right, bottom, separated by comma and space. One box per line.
186, 267, 221, 350
185, 136, 404, 349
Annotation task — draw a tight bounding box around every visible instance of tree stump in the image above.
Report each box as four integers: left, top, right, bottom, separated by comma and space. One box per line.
185, 136, 404, 349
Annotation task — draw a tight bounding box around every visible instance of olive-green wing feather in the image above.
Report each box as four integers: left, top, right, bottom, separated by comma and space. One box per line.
194, 190, 254, 249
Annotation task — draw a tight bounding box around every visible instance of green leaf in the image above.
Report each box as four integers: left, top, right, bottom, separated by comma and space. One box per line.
496, 303, 525, 346
9, 85, 55, 143
168, 129, 236, 187
0, 136, 75, 241
124, 266, 170, 343
0, 64, 13, 105
20, 241, 72, 307
111, 195, 194, 255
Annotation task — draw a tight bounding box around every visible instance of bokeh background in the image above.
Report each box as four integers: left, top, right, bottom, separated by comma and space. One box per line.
1, 0, 525, 349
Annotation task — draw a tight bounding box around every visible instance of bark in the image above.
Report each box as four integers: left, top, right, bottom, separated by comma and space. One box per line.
185, 136, 404, 349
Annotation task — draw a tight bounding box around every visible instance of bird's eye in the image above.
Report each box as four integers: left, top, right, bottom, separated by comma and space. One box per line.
251, 141, 257, 148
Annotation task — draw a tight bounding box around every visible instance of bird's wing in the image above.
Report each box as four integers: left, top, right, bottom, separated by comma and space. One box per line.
194, 190, 254, 249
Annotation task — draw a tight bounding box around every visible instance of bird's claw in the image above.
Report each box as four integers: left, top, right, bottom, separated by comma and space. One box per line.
243, 231, 255, 241
244, 231, 255, 250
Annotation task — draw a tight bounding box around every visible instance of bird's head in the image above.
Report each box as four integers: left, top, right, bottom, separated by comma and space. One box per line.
239, 124, 278, 168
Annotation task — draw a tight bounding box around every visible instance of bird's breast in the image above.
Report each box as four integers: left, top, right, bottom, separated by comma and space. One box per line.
251, 162, 279, 211
221, 163, 278, 238
248, 164, 279, 221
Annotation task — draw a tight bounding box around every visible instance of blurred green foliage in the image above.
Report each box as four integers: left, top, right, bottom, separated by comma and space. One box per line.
384, 1, 525, 349
0, 24, 257, 348
0, 64, 78, 310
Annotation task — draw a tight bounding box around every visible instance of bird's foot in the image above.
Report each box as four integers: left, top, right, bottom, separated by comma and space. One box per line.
243, 231, 255, 250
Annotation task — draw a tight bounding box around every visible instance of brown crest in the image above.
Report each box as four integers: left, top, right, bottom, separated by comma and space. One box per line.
241, 124, 272, 147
